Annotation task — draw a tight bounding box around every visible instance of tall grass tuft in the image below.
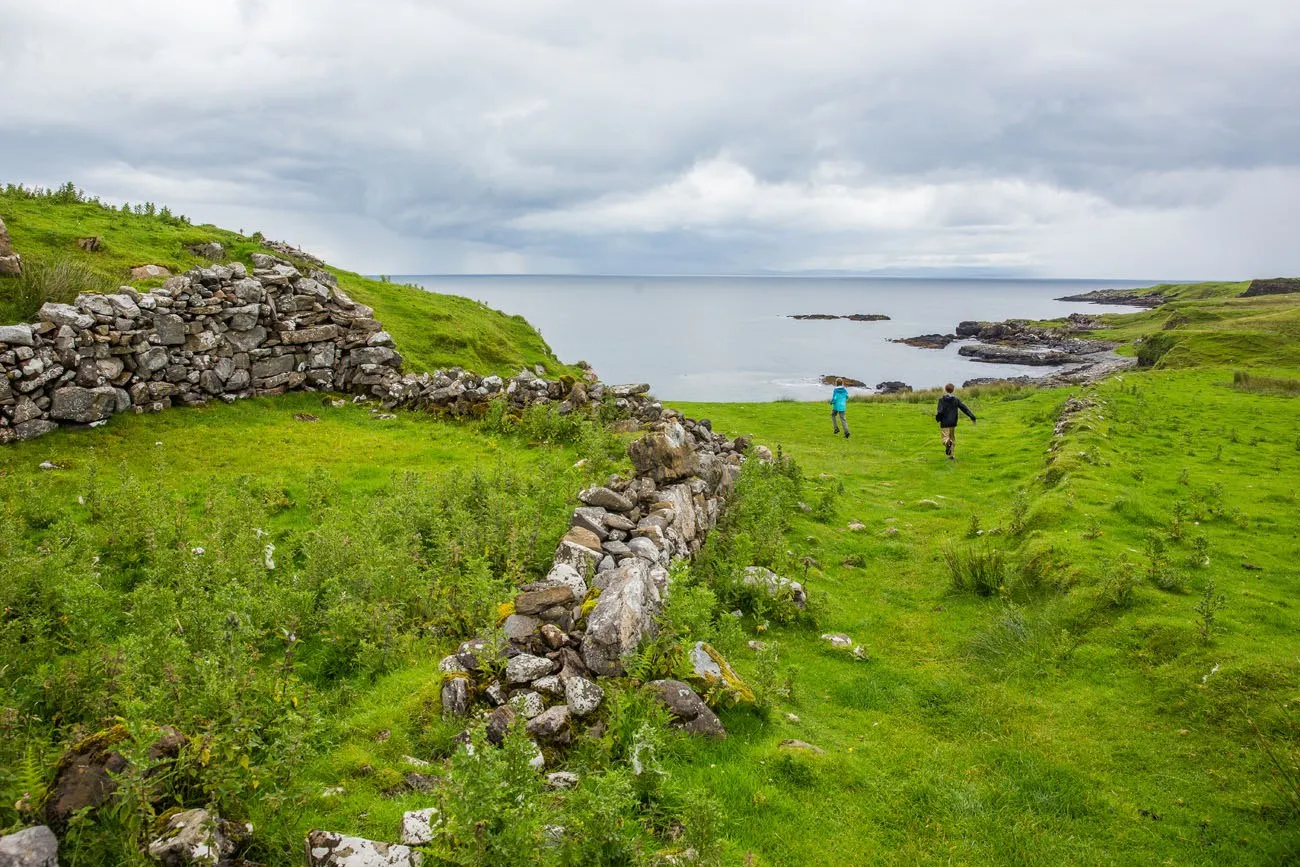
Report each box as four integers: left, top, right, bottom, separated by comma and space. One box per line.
9, 256, 114, 321
943, 542, 1006, 597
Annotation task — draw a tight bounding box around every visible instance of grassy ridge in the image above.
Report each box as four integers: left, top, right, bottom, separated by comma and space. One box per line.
0, 187, 576, 378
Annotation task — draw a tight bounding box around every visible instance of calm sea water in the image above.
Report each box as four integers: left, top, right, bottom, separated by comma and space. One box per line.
404, 275, 1150, 402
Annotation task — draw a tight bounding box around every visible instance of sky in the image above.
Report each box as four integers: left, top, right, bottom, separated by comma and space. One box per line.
2, 0, 1299, 279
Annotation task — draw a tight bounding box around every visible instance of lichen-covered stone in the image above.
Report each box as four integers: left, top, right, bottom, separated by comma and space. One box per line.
686, 642, 755, 705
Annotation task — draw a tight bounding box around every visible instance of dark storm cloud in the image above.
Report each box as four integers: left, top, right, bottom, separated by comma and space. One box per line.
1, 0, 1298, 276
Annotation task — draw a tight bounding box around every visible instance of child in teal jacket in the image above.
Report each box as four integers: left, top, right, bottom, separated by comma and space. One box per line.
830, 379, 850, 438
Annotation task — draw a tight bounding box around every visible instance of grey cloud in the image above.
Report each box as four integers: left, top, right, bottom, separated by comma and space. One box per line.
1, 0, 1299, 276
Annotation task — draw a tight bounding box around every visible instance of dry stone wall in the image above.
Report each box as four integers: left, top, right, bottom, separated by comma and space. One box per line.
0, 253, 404, 444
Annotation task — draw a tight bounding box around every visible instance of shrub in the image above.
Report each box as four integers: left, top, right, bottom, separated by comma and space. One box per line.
1136, 332, 1178, 367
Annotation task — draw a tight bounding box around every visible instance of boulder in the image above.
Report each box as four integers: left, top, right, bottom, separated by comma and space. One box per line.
561, 525, 603, 553
146, 807, 234, 866
49, 386, 119, 423
0, 324, 34, 347
564, 676, 604, 718
508, 691, 545, 719
875, 381, 913, 394
304, 830, 422, 866
647, 680, 726, 738
515, 585, 576, 616
0, 826, 58, 867
577, 486, 634, 512
399, 809, 441, 847
686, 642, 755, 704
43, 725, 130, 829
544, 563, 588, 599
526, 705, 571, 746
627, 422, 699, 483
506, 653, 556, 684
440, 675, 470, 718
131, 265, 172, 280
581, 560, 662, 676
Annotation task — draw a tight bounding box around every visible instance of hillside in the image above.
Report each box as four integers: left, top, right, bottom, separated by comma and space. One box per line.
0, 184, 576, 378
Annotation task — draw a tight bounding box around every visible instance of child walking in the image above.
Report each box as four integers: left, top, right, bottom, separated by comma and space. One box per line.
934, 382, 976, 459
830, 379, 850, 438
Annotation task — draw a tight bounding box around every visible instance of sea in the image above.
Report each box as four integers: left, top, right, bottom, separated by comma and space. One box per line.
402, 275, 1152, 402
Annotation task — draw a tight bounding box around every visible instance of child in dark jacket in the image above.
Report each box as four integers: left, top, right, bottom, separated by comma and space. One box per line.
935, 383, 976, 459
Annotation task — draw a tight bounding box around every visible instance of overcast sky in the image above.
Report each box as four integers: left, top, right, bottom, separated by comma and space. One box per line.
2, 0, 1298, 278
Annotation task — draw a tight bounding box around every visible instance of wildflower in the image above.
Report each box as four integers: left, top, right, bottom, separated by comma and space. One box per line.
191, 546, 205, 556
264, 543, 276, 570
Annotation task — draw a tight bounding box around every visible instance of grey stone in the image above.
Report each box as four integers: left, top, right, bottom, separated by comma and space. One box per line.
0, 325, 34, 347
648, 680, 726, 738
38, 303, 94, 330
506, 653, 556, 684
526, 705, 571, 746
225, 326, 267, 352
531, 675, 565, 698
581, 560, 662, 676
304, 829, 422, 866
564, 676, 604, 717
153, 313, 187, 345
399, 808, 440, 846
146, 807, 228, 866
545, 771, 579, 790
49, 386, 118, 423
14, 420, 58, 441
0, 825, 58, 866
628, 421, 700, 483
544, 563, 588, 599
251, 354, 294, 379
578, 486, 634, 512
503, 614, 541, 642
508, 691, 545, 719
553, 540, 601, 578
441, 676, 470, 718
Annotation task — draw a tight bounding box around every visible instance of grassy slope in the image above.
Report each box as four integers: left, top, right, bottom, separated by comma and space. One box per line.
678, 369, 1299, 864
0, 191, 576, 378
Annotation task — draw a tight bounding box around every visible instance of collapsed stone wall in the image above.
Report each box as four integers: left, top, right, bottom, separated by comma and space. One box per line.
0, 216, 21, 276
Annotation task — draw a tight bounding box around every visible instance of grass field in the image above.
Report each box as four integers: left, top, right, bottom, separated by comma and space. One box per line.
674, 368, 1300, 864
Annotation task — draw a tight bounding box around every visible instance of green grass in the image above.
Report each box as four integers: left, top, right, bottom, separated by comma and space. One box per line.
676, 368, 1300, 864
0, 186, 576, 377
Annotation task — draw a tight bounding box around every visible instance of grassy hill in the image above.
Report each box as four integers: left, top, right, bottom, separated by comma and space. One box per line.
0, 185, 576, 378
